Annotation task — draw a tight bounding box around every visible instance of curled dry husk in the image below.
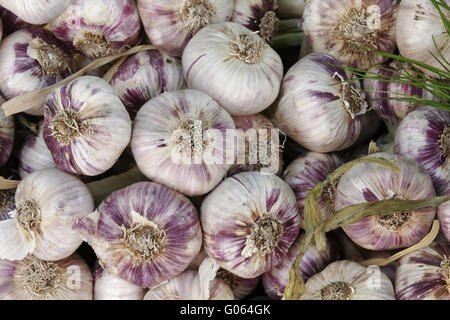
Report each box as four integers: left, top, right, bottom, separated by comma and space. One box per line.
229, 113, 283, 176
278, 0, 307, 19
182, 22, 283, 116
283, 152, 344, 225
396, 0, 450, 77
394, 106, 450, 194
232, 0, 279, 43
0, 168, 94, 261
43, 76, 131, 176
0, 95, 14, 168
302, 0, 398, 70
74, 181, 202, 288
335, 152, 437, 250
94, 263, 146, 300
262, 233, 339, 300
132, 89, 235, 197
395, 242, 450, 300
0, 253, 92, 300
0, 189, 15, 221
0, 0, 71, 24
137, 0, 233, 57
201, 172, 301, 279
274, 53, 371, 153
0, 27, 75, 115
19, 122, 56, 178
0, 6, 29, 35
109, 50, 186, 120
437, 189, 450, 242
50, 0, 141, 59
300, 260, 395, 300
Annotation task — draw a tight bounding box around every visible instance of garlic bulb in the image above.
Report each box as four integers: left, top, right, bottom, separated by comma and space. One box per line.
232, 0, 279, 43
109, 50, 186, 120
262, 233, 339, 300
0, 189, 15, 221
0, 168, 94, 261
0, 0, 71, 25
229, 113, 283, 176
300, 260, 395, 300
0, 253, 93, 300
274, 53, 370, 153
0, 27, 75, 115
137, 0, 234, 57
394, 106, 450, 194
74, 181, 202, 288
302, 0, 398, 70
396, 242, 450, 300
278, 0, 306, 19
94, 263, 146, 300
396, 0, 450, 77
0, 96, 14, 168
132, 89, 235, 197
19, 122, 56, 178
0, 6, 28, 35
201, 172, 301, 279
43, 76, 132, 176
437, 190, 450, 242
50, 0, 141, 59
335, 152, 437, 250
363, 63, 436, 136
283, 152, 344, 224
182, 22, 283, 116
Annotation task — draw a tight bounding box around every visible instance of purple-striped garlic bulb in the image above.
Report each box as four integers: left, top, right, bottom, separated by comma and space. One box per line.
437, 189, 450, 242
274, 53, 371, 153
0, 6, 29, 35
0, 253, 93, 300
395, 242, 450, 300
278, 0, 306, 19
137, 0, 234, 57
335, 152, 437, 251
232, 0, 279, 44
394, 106, 450, 194
182, 22, 283, 116
0, 168, 94, 261
132, 89, 235, 197
302, 0, 398, 70
229, 113, 283, 176
300, 260, 396, 300
19, 122, 56, 178
74, 181, 202, 288
201, 172, 301, 279
363, 63, 435, 136
0, 27, 75, 115
109, 50, 186, 120
50, 0, 141, 59
0, 0, 71, 25
0, 189, 15, 221
283, 152, 344, 224
94, 263, 146, 300
262, 233, 339, 300
43, 76, 131, 176
0, 95, 14, 168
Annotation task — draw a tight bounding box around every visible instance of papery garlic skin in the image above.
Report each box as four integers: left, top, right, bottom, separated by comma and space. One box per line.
335, 153, 437, 251
182, 22, 283, 116
262, 233, 339, 300
0, 253, 93, 300
132, 89, 235, 197
274, 53, 370, 153
19, 122, 56, 178
300, 260, 395, 300
0, 27, 74, 115
396, 242, 450, 300
50, 0, 141, 59
0, 0, 71, 25
94, 263, 146, 300
396, 0, 450, 77
137, 0, 233, 57
74, 182, 202, 288
0, 168, 94, 261
0, 190, 15, 221
0, 6, 28, 35
394, 106, 450, 194
437, 190, 450, 242
302, 0, 397, 70
201, 172, 301, 279
283, 152, 344, 224
43, 76, 131, 176
0, 96, 14, 168
232, 0, 279, 43
110, 50, 186, 120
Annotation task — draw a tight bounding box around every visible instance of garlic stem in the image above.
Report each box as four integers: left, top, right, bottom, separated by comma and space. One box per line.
271, 32, 303, 49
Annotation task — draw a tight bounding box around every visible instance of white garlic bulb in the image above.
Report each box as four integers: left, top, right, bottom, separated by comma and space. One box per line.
0, 168, 94, 261
0, 95, 14, 168
182, 22, 283, 116
0, 0, 71, 24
